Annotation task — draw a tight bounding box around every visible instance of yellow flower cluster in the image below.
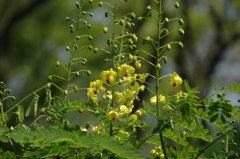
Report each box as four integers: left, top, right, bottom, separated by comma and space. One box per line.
87, 80, 105, 105
150, 94, 166, 105
100, 69, 117, 85
150, 146, 164, 158
169, 72, 182, 87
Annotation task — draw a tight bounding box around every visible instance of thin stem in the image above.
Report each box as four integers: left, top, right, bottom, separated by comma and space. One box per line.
6, 86, 45, 114
194, 131, 230, 159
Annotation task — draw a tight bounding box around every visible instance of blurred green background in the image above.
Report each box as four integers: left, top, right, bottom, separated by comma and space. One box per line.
0, 0, 240, 101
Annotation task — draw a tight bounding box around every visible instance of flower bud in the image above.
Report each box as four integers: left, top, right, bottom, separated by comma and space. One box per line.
103, 27, 108, 33
146, 5, 151, 11
87, 24, 91, 29
165, 17, 169, 23
178, 28, 184, 35
66, 46, 70, 51
98, 2, 103, 7
88, 35, 93, 40
46, 83, 51, 89
88, 0, 93, 3
75, 2, 80, 8
41, 108, 46, 114
90, 12, 94, 17
88, 45, 93, 50
129, 54, 134, 61
174, 2, 180, 8
64, 90, 68, 96
178, 42, 183, 48
156, 63, 161, 70
74, 86, 79, 92
48, 75, 52, 81
94, 48, 99, 53
163, 56, 168, 64
87, 70, 91, 76
82, 11, 86, 15
179, 18, 184, 25
56, 61, 60, 66
166, 44, 171, 50
65, 17, 70, 21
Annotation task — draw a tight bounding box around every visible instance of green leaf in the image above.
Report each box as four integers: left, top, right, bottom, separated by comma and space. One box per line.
10, 125, 144, 159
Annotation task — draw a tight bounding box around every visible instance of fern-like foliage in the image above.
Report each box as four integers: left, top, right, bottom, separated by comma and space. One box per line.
9, 125, 144, 159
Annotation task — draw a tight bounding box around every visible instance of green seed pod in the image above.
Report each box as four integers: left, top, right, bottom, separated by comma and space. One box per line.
56, 61, 60, 66
103, 27, 108, 33
88, 45, 93, 50
178, 28, 184, 35
166, 44, 171, 50
98, 2, 103, 7
94, 48, 99, 53
175, 2, 180, 8
87, 70, 91, 76
179, 18, 184, 25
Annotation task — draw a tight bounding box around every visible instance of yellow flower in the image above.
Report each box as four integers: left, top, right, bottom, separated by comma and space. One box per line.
92, 124, 103, 134
87, 87, 98, 105
135, 60, 141, 69
100, 69, 117, 84
90, 80, 105, 92
135, 109, 143, 118
150, 94, 166, 105
138, 73, 148, 83
108, 110, 119, 122
169, 72, 182, 87
117, 64, 135, 77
